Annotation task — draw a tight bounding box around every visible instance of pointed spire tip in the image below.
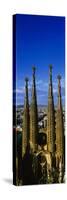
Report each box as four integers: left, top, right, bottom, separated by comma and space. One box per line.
32, 65, 36, 72
49, 64, 52, 70
25, 77, 29, 83
57, 75, 61, 80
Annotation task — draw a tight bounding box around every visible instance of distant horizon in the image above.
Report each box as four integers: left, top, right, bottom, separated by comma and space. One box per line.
14, 103, 65, 108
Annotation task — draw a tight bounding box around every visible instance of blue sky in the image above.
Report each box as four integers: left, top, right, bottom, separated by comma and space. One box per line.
13, 14, 65, 106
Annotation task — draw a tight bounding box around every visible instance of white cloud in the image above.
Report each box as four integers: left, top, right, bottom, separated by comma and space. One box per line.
53, 77, 65, 94
13, 87, 25, 94
14, 77, 65, 101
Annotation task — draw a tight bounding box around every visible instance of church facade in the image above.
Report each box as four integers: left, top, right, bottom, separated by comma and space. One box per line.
22, 65, 65, 184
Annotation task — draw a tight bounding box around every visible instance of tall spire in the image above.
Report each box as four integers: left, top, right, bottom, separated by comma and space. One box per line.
56, 75, 64, 165
49, 64, 52, 84
22, 77, 30, 156
30, 66, 38, 151
47, 65, 55, 155
32, 66, 37, 103
48, 65, 53, 97
57, 75, 62, 110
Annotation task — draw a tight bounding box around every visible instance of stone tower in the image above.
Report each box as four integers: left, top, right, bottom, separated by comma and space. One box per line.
22, 78, 30, 157
47, 65, 55, 164
56, 75, 64, 168
30, 66, 38, 152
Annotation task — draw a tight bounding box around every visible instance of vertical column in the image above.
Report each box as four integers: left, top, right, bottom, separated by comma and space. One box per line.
56, 75, 64, 168
22, 78, 30, 157
47, 65, 55, 154
30, 66, 38, 152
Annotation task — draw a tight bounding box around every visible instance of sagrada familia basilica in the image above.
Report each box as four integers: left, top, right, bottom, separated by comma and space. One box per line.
20, 65, 65, 184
